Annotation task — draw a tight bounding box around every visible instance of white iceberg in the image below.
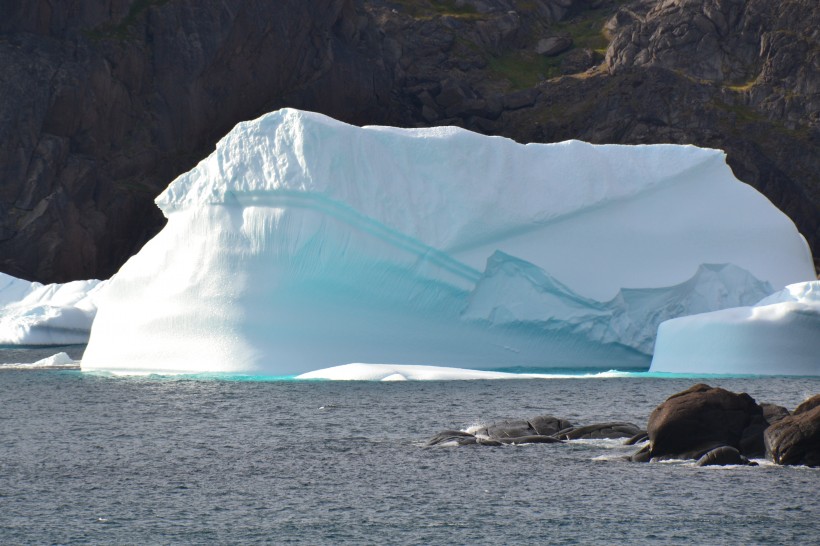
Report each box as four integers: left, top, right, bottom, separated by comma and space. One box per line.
650, 281, 820, 376
0, 273, 106, 345
81, 109, 815, 376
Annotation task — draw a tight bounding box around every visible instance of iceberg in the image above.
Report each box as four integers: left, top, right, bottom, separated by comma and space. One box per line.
81, 108, 815, 375
650, 281, 820, 376
0, 272, 106, 345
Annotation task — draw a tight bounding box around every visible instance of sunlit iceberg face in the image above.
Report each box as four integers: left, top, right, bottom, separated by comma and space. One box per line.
0, 273, 106, 345
80, 108, 815, 376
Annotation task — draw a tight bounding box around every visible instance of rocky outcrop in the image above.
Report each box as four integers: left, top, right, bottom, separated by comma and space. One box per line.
471, 415, 573, 439
629, 384, 818, 466
424, 385, 819, 466
764, 400, 820, 467
640, 383, 764, 461
426, 414, 642, 447
2, 0, 818, 282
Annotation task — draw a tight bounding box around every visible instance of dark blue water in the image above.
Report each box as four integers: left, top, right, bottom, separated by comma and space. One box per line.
1, 362, 818, 544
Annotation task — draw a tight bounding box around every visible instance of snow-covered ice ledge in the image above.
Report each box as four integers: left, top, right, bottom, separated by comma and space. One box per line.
79, 108, 815, 376
650, 281, 820, 376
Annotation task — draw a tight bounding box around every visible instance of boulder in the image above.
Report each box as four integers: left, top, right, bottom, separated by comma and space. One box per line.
764, 403, 820, 467
793, 394, 820, 415
696, 446, 755, 467
642, 383, 764, 461
560, 48, 599, 75
536, 36, 572, 56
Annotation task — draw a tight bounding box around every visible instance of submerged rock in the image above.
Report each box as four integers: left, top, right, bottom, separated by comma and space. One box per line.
427, 414, 572, 447
472, 415, 573, 440
625, 431, 649, 445
496, 435, 563, 445
696, 446, 755, 467
425, 430, 483, 447
557, 422, 642, 440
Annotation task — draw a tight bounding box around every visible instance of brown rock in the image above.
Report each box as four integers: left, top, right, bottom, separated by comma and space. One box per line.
793, 394, 820, 415
643, 383, 763, 461
764, 403, 820, 467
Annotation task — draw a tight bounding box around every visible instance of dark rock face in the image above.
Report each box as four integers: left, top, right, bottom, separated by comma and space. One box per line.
644, 383, 764, 461
696, 446, 755, 467
2, 0, 819, 282
739, 402, 791, 458
0, 0, 395, 282
764, 404, 820, 467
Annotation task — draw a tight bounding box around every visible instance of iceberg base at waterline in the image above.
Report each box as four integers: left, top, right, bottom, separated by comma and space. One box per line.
80, 108, 815, 376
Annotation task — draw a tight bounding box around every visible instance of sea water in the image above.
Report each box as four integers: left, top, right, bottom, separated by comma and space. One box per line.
1, 350, 818, 544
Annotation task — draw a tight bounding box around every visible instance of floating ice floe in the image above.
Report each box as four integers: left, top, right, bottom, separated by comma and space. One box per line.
79, 109, 814, 376
0, 273, 106, 345
0, 351, 79, 370
650, 281, 820, 376
297, 363, 635, 381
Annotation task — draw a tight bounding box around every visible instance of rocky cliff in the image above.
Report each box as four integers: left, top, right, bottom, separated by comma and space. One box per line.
1, 0, 818, 282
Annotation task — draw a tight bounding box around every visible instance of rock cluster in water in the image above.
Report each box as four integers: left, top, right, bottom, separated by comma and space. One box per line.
427, 384, 820, 468
426, 415, 643, 447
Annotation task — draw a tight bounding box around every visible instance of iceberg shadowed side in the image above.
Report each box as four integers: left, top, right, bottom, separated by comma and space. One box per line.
81, 109, 814, 375
650, 281, 820, 376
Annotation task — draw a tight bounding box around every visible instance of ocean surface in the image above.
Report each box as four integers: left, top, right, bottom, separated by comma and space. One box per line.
1, 347, 818, 544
